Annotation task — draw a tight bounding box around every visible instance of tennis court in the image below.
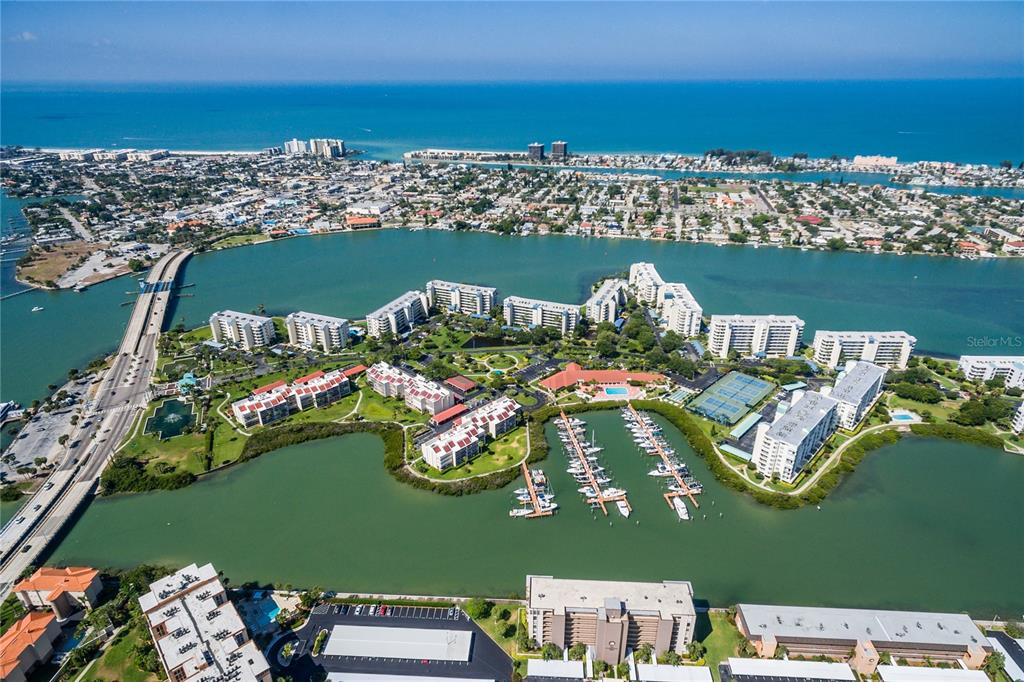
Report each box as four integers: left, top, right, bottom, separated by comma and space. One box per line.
687, 371, 773, 424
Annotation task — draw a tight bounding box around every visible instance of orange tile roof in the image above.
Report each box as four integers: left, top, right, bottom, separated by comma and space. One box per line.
12, 566, 99, 602
346, 215, 379, 226
540, 362, 665, 392
0, 611, 56, 678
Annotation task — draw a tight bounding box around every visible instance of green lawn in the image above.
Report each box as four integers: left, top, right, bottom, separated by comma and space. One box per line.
356, 388, 429, 424
211, 233, 271, 249
474, 604, 529, 664
700, 611, 746, 681
81, 624, 159, 682
121, 402, 246, 475
424, 427, 527, 480
888, 395, 958, 421
280, 391, 362, 425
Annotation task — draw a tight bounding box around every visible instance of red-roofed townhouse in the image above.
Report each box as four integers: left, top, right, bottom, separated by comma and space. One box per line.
13, 567, 102, 621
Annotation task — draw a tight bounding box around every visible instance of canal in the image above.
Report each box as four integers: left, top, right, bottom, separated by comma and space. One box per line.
4, 229, 1024, 406
48, 411, 1024, 614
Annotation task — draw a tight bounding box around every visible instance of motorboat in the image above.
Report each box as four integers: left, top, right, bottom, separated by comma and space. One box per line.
509, 508, 532, 518
31, 306, 44, 312
672, 496, 691, 520
616, 500, 631, 518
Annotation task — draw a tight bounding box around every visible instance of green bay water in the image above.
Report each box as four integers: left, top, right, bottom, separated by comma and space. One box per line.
49, 412, 1024, 613
4, 230, 1023, 406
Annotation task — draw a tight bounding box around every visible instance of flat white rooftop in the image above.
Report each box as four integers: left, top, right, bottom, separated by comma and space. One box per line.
726, 657, 855, 680
527, 575, 695, 620
876, 666, 988, 681
526, 659, 586, 679
737, 604, 987, 648
323, 624, 472, 661
637, 662, 713, 681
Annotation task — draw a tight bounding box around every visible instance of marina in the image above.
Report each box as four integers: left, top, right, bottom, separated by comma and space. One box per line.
557, 410, 631, 517
622, 404, 702, 521
509, 462, 557, 519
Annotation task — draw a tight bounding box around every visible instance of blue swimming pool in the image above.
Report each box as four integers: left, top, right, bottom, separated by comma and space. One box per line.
604, 387, 629, 396
892, 413, 915, 422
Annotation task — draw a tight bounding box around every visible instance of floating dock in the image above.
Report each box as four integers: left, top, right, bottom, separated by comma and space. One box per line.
558, 410, 630, 517
510, 462, 555, 519
623, 403, 700, 514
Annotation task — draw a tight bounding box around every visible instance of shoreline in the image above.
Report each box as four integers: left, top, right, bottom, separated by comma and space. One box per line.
10, 145, 1021, 191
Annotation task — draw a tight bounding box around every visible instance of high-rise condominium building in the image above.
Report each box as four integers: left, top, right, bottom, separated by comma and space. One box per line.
708, 314, 805, 359
285, 311, 349, 352
425, 280, 498, 316
585, 279, 627, 323
751, 391, 837, 482
365, 291, 430, 338
812, 331, 916, 370
209, 310, 276, 350
526, 575, 697, 665
503, 296, 580, 335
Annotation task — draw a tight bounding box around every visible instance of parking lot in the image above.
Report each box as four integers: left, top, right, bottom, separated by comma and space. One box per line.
278, 602, 513, 681
310, 603, 468, 622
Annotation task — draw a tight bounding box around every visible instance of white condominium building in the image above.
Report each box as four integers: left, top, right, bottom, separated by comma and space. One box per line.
708, 314, 805, 359
365, 362, 456, 415
285, 311, 349, 352
231, 369, 352, 428
752, 391, 838, 483
526, 575, 697, 665
628, 262, 665, 304
957, 355, 1024, 388
126, 149, 168, 161
309, 138, 345, 158
1012, 403, 1024, 435
585, 278, 627, 323
503, 296, 580, 335
138, 563, 272, 682
658, 283, 703, 337
94, 149, 132, 161
365, 290, 429, 338
812, 330, 916, 370
828, 361, 887, 430
58, 149, 102, 161
420, 396, 521, 470
209, 310, 276, 350
426, 279, 498, 316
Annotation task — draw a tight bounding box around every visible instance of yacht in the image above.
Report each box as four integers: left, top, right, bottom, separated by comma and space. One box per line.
672, 497, 691, 521
509, 508, 533, 518
616, 500, 631, 518
31, 306, 44, 312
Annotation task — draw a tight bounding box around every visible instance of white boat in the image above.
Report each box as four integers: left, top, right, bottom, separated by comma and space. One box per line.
672, 496, 691, 521
603, 487, 627, 497
616, 500, 631, 518
514, 488, 529, 496
509, 508, 532, 518
31, 306, 44, 312
539, 502, 559, 512
578, 486, 595, 496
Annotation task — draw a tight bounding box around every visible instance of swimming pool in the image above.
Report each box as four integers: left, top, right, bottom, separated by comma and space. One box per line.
892, 413, 915, 422
604, 387, 629, 396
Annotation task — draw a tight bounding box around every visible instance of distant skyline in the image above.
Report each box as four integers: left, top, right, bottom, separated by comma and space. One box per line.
2, 1, 1023, 83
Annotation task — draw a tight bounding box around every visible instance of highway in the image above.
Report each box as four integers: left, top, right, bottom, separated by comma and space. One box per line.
0, 249, 192, 598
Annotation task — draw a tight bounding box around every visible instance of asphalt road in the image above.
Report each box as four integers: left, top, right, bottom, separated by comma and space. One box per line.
0, 249, 191, 597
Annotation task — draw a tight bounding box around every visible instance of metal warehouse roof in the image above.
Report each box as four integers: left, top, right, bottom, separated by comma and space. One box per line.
323, 624, 472, 661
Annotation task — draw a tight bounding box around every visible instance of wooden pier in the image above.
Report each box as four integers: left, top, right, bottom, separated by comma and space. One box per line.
558, 410, 630, 516
625, 403, 700, 511
519, 462, 554, 519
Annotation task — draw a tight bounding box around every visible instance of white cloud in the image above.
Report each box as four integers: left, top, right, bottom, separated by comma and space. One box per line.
8, 31, 39, 43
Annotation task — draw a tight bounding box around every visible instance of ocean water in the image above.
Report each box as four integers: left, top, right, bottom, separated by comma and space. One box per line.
2, 80, 1022, 164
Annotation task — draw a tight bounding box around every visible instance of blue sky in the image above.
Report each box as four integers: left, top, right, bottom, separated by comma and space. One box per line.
2, 1, 1022, 82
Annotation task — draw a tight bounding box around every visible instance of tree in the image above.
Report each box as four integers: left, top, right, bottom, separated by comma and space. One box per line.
635, 643, 654, 664
463, 598, 493, 620
982, 651, 1005, 676
596, 333, 618, 358
568, 642, 587, 660
541, 642, 562, 661
687, 640, 707, 661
